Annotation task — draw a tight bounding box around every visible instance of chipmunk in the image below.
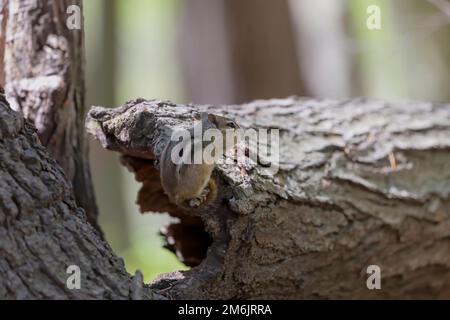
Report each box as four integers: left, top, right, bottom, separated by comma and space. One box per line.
160, 112, 239, 212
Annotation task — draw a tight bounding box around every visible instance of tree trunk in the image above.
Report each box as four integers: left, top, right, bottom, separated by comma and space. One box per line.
86, 97, 450, 299
85, 0, 131, 251
0, 93, 152, 299
288, 0, 358, 98
179, 0, 307, 105
0, 1, 7, 86
3, 0, 98, 228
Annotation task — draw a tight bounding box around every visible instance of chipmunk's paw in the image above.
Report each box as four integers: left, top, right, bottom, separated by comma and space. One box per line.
188, 187, 211, 208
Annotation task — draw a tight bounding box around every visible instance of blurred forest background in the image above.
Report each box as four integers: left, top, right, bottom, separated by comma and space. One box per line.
84, 0, 450, 282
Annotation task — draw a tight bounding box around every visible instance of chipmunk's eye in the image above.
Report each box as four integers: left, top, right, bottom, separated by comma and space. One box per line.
227, 122, 236, 128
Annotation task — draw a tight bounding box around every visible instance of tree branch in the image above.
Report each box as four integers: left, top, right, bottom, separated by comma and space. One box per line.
87, 97, 450, 299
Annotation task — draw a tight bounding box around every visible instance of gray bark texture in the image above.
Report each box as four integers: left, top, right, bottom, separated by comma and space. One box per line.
2, 0, 98, 228
86, 97, 450, 299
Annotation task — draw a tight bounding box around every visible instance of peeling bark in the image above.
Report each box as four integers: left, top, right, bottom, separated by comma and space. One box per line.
3, 0, 98, 228
87, 97, 450, 299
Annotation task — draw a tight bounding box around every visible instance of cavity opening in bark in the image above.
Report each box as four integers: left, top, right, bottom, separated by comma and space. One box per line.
119, 155, 216, 269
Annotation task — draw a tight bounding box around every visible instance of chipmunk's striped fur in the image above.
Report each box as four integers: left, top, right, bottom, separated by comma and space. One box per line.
160, 112, 239, 212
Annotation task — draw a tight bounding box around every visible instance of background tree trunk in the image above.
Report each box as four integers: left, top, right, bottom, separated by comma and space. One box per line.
2, 0, 98, 228
288, 0, 358, 98
84, 0, 131, 251
179, 0, 307, 104
0, 1, 7, 86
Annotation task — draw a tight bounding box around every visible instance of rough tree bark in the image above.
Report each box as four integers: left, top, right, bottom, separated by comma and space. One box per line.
0, 92, 152, 299
2, 0, 98, 228
85, 97, 450, 299
1, 91, 450, 298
